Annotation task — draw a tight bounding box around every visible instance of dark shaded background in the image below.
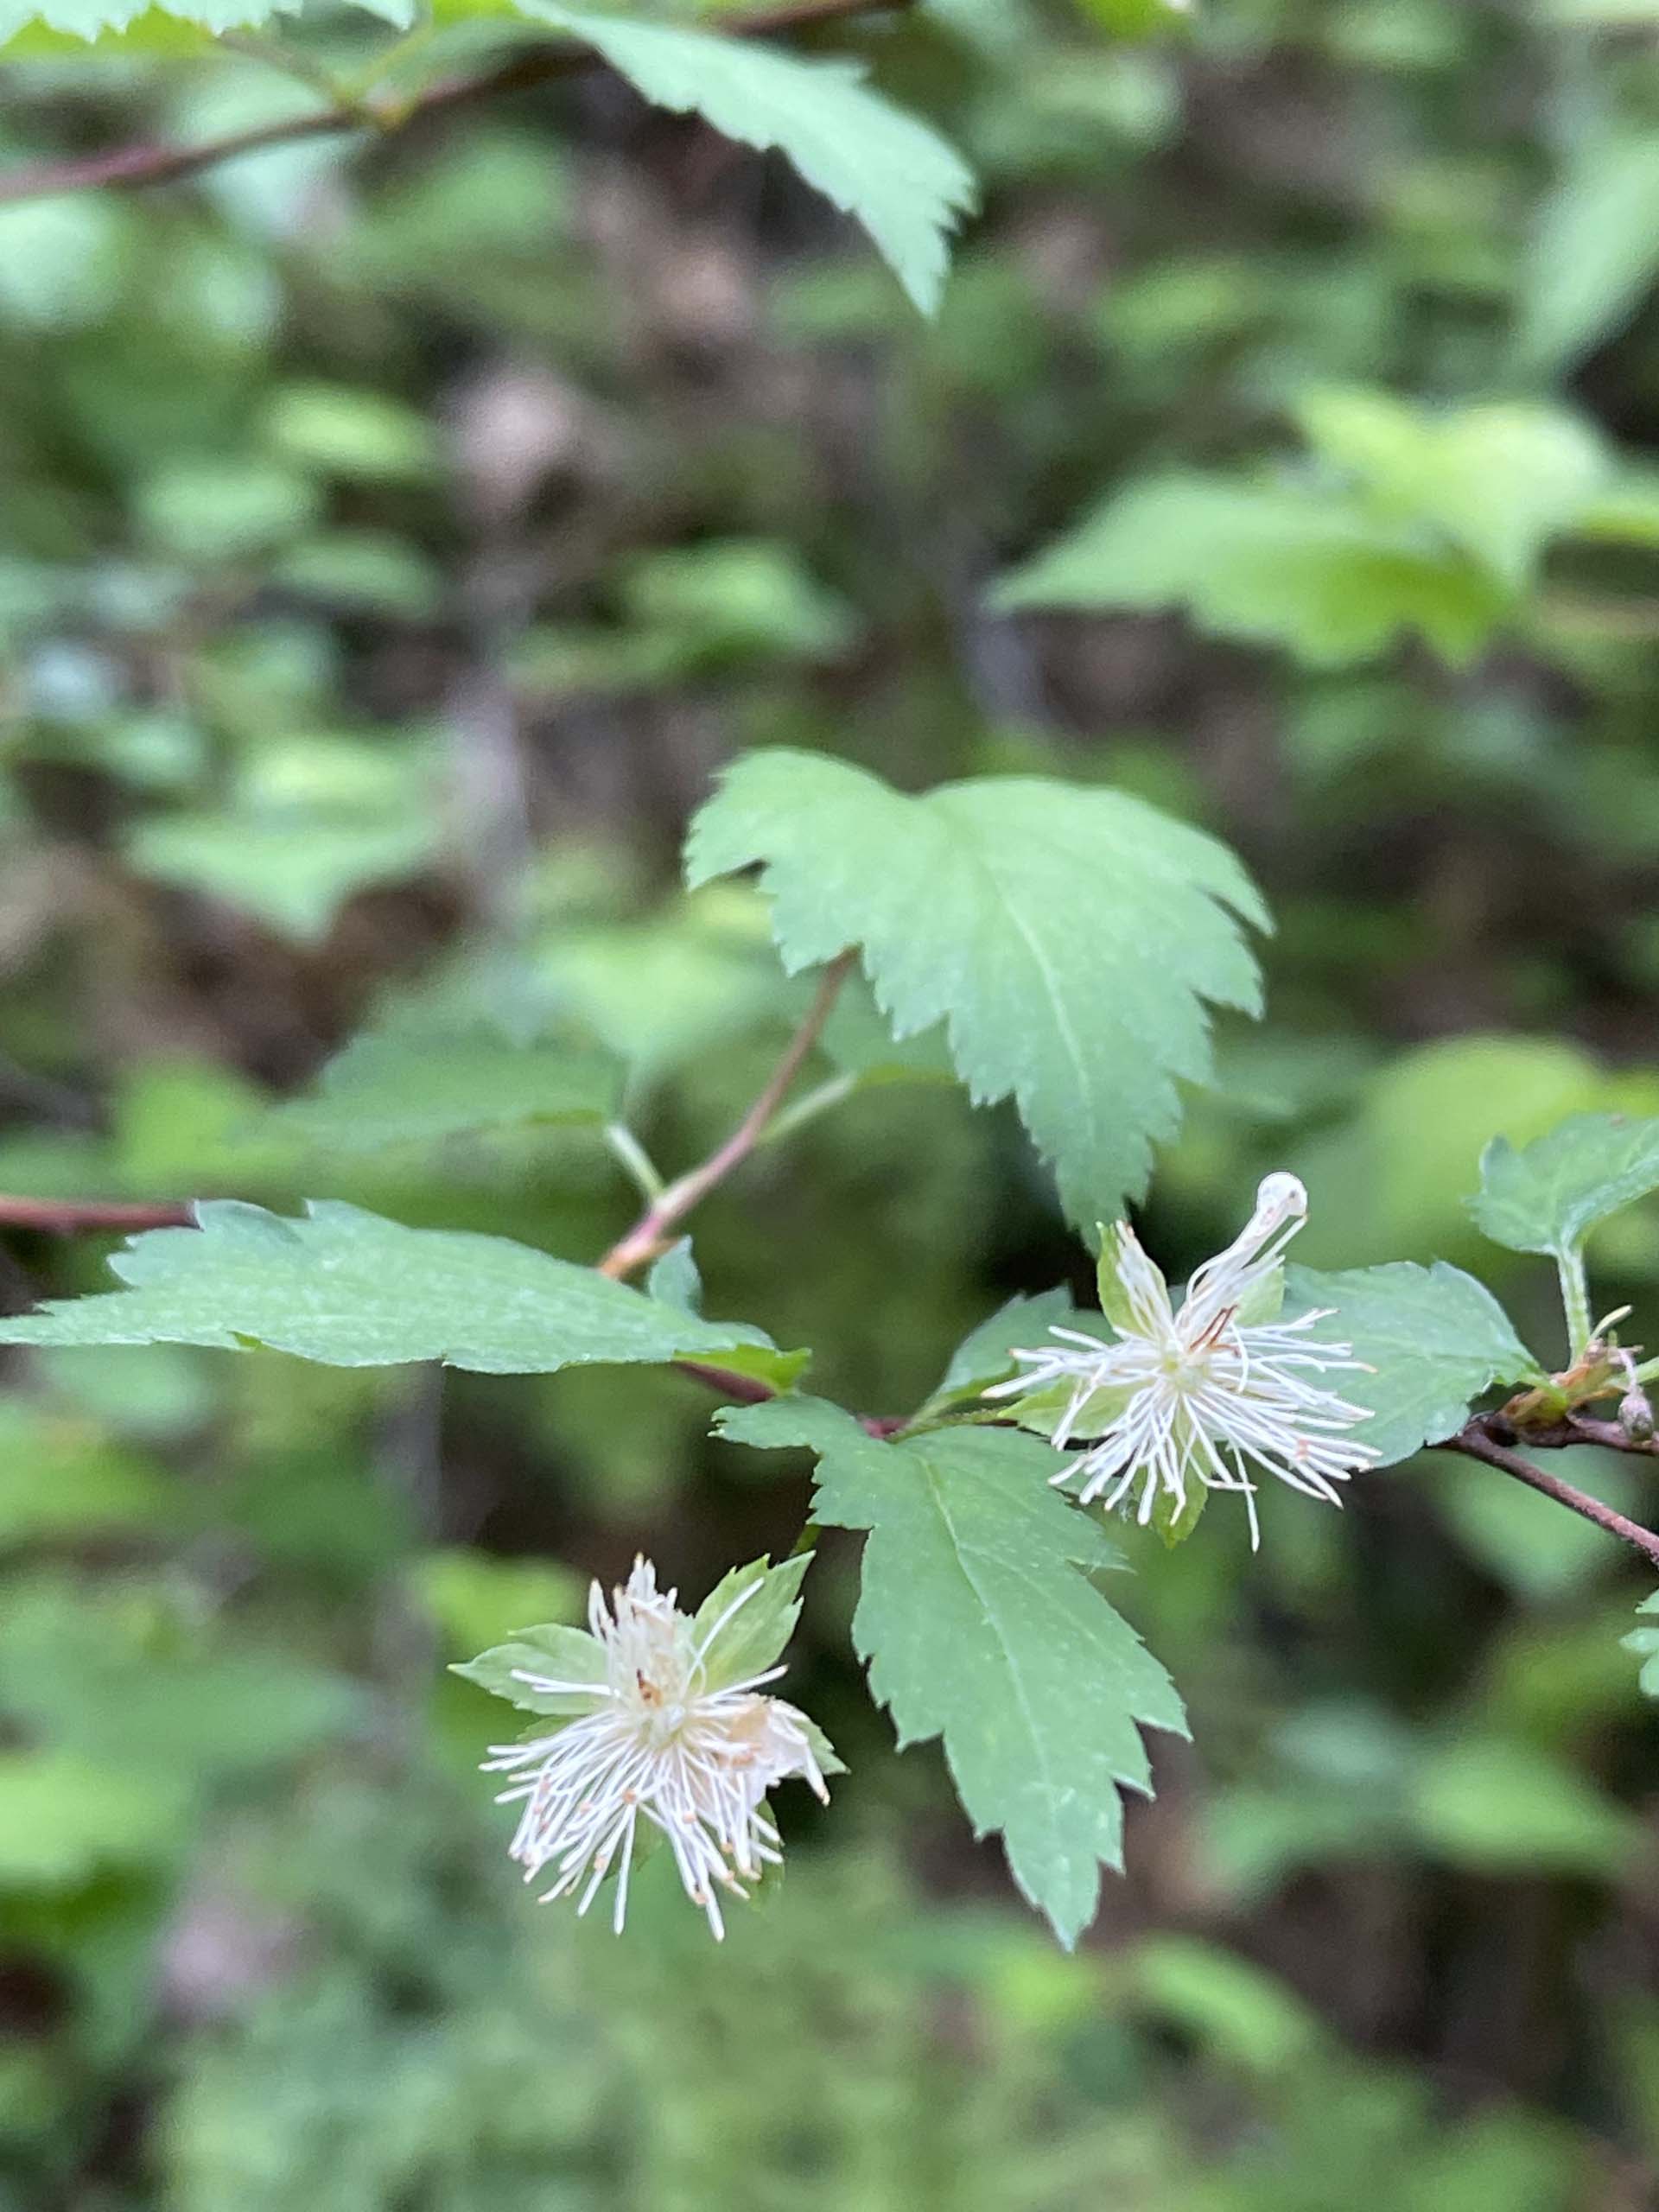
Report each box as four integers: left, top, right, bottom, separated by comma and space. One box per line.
5, 2, 1659, 2205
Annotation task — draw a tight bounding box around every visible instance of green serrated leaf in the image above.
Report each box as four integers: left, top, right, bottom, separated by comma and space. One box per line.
270, 1030, 623, 1150
687, 749, 1266, 1223
452, 1621, 607, 1717
690, 1552, 810, 1693
715, 1395, 1185, 1947
516, 3, 976, 315
1287, 1260, 1543, 1466
1469, 1112, 1659, 1263
0, 8, 218, 49
0, 0, 298, 41
0, 1200, 779, 1374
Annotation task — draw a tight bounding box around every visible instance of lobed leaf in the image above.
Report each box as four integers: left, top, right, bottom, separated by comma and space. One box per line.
0, 1199, 790, 1378
0, 0, 292, 41
716, 1395, 1185, 1946
1287, 1260, 1543, 1465
687, 749, 1267, 1224
517, 3, 976, 315
1468, 1111, 1659, 1262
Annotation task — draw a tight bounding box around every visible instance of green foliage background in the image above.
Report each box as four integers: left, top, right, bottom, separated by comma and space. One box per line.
6, 0, 1659, 2203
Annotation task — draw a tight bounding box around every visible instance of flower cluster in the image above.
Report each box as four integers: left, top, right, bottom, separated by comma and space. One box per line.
991, 1173, 1378, 1546
483, 1558, 830, 1938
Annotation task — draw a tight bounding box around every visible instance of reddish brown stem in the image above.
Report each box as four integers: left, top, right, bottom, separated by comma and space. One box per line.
0, 1196, 195, 1234
599, 950, 855, 1281
0, 0, 918, 208
1449, 1415, 1659, 1573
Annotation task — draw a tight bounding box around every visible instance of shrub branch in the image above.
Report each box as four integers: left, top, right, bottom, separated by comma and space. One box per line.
0, 0, 917, 207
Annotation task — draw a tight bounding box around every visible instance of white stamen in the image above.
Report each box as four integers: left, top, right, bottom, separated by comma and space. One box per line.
480, 1555, 831, 1937
988, 1174, 1379, 1549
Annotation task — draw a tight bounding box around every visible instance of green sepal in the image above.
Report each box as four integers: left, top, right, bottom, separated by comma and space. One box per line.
688, 1340, 814, 1394
451, 1621, 606, 1717
1005, 1377, 1137, 1442
1148, 1478, 1208, 1549
690, 1552, 811, 1692
798, 1713, 848, 1781
1095, 1221, 1148, 1334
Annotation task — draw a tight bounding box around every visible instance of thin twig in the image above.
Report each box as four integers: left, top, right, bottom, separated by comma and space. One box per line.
0, 1196, 195, 1235
1448, 1415, 1659, 1573
598, 950, 855, 1281
0, 0, 918, 207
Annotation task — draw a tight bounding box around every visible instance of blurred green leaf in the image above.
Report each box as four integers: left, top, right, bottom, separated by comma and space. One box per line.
270, 1030, 623, 1150
0, 196, 124, 328
0, 1404, 170, 1547
1410, 1737, 1640, 1875
413, 1548, 586, 1658
0, 1750, 185, 1887
1622, 1589, 1659, 1697
1470, 1111, 1659, 1262
1520, 134, 1659, 374
264, 384, 443, 485
620, 539, 858, 666
125, 734, 444, 942
271, 531, 441, 617
995, 474, 1510, 667
1290, 1036, 1618, 1270
1128, 1935, 1325, 2075
136, 461, 321, 563
1296, 388, 1608, 588
1072, 0, 1193, 31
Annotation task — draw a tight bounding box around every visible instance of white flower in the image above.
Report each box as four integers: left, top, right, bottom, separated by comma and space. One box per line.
483, 1558, 830, 1938
989, 1173, 1378, 1548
